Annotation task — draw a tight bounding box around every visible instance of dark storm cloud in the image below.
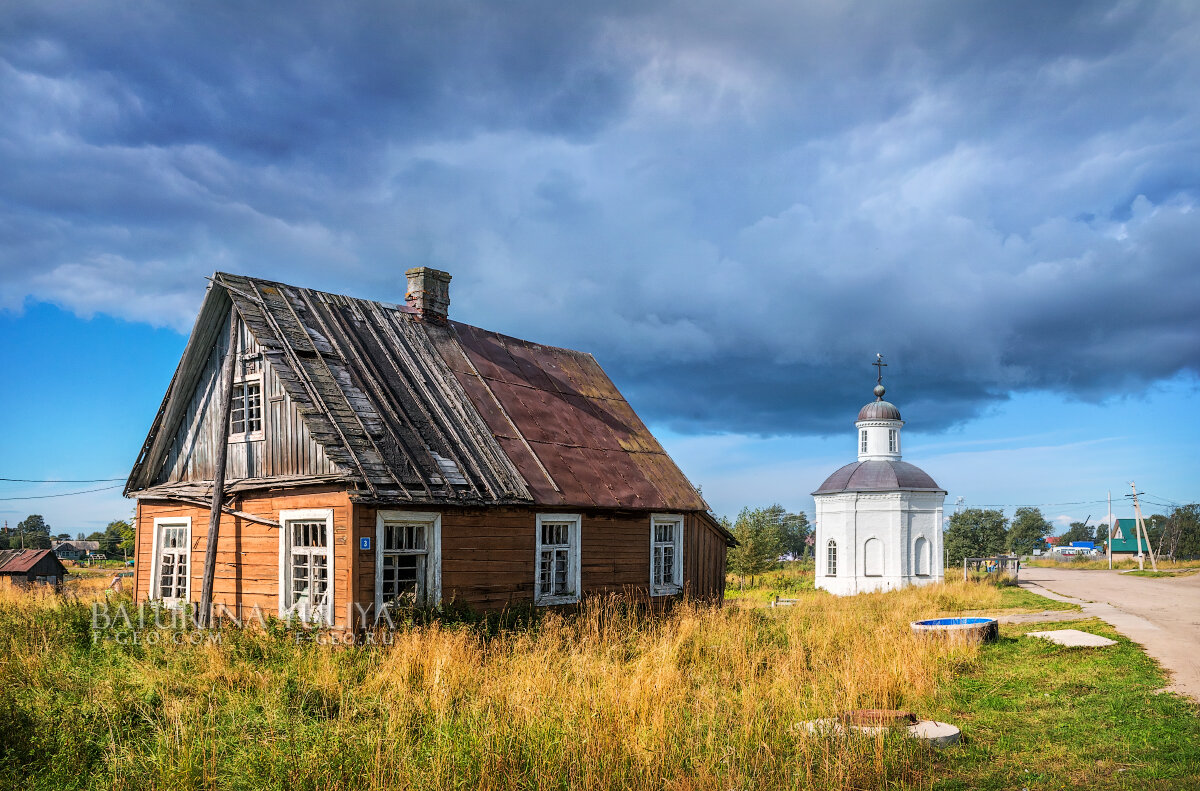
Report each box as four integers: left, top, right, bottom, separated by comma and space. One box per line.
2, 0, 1198, 435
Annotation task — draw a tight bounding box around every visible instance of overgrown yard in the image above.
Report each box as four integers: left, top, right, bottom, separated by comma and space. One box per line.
0, 575, 1195, 790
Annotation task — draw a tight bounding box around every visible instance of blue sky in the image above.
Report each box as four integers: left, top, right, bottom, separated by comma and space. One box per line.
1, 1, 1198, 535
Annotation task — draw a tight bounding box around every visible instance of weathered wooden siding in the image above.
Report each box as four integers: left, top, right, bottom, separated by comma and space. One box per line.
354, 505, 727, 611
136, 491, 727, 623
155, 318, 340, 485
135, 488, 355, 627
684, 513, 728, 602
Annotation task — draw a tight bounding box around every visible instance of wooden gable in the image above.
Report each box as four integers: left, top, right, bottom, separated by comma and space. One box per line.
154, 314, 341, 486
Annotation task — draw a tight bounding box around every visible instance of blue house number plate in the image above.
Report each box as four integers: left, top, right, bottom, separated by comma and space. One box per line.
360, 537, 371, 550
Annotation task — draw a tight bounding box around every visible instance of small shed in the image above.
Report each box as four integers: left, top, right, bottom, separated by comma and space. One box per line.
0, 549, 68, 586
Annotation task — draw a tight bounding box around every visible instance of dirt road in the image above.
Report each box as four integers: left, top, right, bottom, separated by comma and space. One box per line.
1019, 566, 1200, 701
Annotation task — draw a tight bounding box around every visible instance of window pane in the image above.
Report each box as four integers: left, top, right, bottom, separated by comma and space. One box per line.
246, 382, 262, 432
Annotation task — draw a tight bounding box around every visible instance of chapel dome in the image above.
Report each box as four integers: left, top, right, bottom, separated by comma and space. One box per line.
812, 459, 944, 495
857, 400, 902, 421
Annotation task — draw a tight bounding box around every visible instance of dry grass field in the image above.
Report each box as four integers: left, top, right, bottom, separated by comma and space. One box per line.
1, 571, 1196, 790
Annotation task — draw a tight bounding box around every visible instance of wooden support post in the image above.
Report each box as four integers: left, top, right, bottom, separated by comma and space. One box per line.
963, 557, 967, 582
197, 310, 239, 628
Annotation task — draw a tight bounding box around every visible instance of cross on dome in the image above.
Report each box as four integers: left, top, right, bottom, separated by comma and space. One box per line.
873, 353, 887, 399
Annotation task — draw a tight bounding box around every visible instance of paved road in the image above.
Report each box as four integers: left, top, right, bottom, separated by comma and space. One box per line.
1018, 567, 1200, 701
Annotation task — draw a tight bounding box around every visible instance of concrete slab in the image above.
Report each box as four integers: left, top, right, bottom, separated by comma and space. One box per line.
1026, 628, 1117, 647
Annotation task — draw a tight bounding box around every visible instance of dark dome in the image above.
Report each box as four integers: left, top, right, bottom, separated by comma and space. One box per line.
812, 460, 943, 495
857, 400, 901, 421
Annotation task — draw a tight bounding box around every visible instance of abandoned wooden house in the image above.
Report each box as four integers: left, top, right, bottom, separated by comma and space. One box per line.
0, 549, 67, 586
125, 269, 732, 626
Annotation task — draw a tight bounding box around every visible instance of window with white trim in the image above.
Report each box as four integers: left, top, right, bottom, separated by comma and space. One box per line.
650, 514, 684, 596
152, 517, 191, 608
376, 511, 441, 613
535, 514, 581, 605
888, 429, 897, 453
860, 429, 868, 454
229, 335, 263, 439
279, 509, 334, 625
826, 539, 838, 576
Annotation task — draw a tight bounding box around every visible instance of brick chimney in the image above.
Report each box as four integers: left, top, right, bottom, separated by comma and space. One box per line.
405, 267, 452, 324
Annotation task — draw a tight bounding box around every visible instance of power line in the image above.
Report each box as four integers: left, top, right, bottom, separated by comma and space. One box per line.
0, 484, 124, 501
953, 498, 1112, 509
0, 477, 126, 483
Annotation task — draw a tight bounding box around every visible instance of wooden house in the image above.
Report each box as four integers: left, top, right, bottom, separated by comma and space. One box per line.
0, 549, 67, 586
52, 540, 100, 561
125, 270, 732, 627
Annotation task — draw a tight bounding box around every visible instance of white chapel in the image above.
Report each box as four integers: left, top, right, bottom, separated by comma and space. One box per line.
813, 356, 946, 595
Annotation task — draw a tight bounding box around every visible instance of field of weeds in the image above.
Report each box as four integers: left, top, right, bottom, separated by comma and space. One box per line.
0, 575, 1195, 790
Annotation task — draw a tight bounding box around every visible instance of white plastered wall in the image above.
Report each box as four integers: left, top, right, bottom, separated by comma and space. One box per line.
814, 491, 945, 596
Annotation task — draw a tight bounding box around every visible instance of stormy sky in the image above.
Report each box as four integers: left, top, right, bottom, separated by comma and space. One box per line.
1, 0, 1197, 528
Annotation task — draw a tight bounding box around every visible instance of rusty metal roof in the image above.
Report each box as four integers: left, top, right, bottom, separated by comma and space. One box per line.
812, 460, 943, 495
0, 549, 61, 574
127, 273, 708, 512
440, 322, 707, 510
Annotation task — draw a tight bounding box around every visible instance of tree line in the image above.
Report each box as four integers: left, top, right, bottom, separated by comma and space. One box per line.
945, 504, 1200, 563
723, 504, 811, 583
0, 514, 134, 556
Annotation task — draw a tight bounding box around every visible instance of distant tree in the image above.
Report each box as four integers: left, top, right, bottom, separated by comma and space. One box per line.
1007, 507, 1053, 555
108, 520, 134, 556
726, 506, 785, 584
1057, 521, 1095, 546
944, 508, 1008, 565
14, 515, 52, 549
1143, 514, 1168, 552
774, 508, 811, 560
1158, 505, 1199, 560
1094, 521, 1109, 547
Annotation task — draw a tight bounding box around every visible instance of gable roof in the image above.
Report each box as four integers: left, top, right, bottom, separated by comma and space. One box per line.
1108, 519, 1152, 553
0, 549, 64, 574
126, 273, 708, 513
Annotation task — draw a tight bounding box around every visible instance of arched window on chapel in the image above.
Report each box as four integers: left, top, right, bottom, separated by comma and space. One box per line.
826, 540, 838, 576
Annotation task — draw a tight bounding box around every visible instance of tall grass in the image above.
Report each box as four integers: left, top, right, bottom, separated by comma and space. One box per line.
0, 580, 1004, 790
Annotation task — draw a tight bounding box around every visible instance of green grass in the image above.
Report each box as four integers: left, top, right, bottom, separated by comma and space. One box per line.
1123, 569, 1198, 578
929, 618, 1200, 790
991, 586, 1081, 612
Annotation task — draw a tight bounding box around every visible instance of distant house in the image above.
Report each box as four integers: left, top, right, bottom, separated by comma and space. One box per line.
52, 540, 101, 561
1107, 519, 1152, 561
0, 549, 67, 586
125, 270, 733, 627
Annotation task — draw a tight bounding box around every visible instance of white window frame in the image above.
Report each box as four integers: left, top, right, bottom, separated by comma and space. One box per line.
150, 516, 192, 608
860, 429, 868, 454
228, 338, 264, 442
278, 508, 335, 625
888, 429, 897, 453
375, 510, 442, 613
534, 513, 581, 606
826, 539, 838, 577
649, 513, 684, 596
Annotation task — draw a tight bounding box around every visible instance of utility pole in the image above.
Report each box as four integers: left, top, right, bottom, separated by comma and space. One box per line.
1128, 482, 1158, 572
1107, 490, 1112, 570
